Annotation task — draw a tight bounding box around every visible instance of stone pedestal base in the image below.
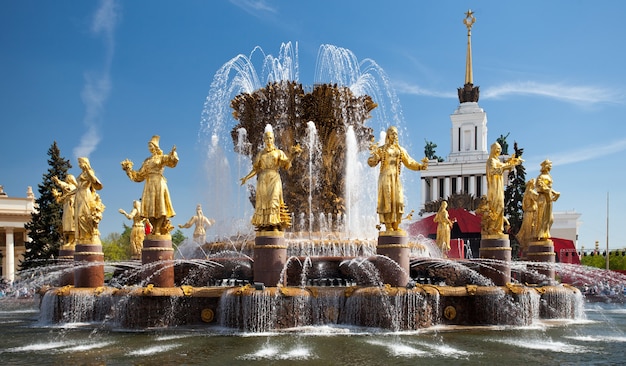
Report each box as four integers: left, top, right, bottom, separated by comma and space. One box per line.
376, 233, 410, 287
253, 232, 287, 286
479, 237, 511, 286
58, 247, 75, 286
142, 236, 175, 287
525, 239, 556, 283
74, 244, 104, 288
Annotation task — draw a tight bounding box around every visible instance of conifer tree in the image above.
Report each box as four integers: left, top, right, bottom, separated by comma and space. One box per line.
21, 142, 72, 269
504, 142, 526, 259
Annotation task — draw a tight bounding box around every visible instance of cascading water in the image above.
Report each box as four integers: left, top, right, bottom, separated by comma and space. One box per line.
305, 121, 321, 233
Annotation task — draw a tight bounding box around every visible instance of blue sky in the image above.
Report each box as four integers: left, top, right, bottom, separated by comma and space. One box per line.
1, 1, 625, 250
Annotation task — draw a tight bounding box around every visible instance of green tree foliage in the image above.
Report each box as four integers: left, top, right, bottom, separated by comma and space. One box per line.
581, 251, 626, 270
101, 225, 133, 261
504, 142, 526, 259
171, 229, 186, 246
21, 142, 71, 269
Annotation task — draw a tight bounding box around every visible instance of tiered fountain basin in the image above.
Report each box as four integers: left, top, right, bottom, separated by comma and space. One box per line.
38, 280, 582, 331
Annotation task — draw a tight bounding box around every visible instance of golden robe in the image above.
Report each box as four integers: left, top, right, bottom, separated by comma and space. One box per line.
250, 147, 290, 228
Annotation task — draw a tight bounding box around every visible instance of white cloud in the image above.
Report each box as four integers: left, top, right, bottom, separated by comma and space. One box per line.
482, 81, 622, 106
393, 80, 456, 98
230, 0, 277, 16
525, 138, 626, 171
73, 0, 118, 159
395, 79, 622, 106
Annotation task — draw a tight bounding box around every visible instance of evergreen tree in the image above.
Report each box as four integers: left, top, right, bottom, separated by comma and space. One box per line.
21, 142, 72, 269
171, 229, 186, 246
504, 142, 526, 259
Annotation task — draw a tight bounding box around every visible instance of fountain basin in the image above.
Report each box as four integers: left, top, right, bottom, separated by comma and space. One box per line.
37, 283, 582, 331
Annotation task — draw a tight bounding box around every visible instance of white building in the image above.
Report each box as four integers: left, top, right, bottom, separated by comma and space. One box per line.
418, 11, 581, 248
0, 186, 35, 282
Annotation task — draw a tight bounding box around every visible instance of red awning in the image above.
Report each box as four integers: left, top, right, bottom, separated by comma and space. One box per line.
551, 237, 581, 264
408, 208, 481, 236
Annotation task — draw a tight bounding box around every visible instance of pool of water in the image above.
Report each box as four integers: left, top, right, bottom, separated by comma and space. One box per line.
1, 298, 624, 365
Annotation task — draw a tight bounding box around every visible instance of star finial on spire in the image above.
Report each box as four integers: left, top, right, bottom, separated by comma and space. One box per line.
463, 9, 476, 33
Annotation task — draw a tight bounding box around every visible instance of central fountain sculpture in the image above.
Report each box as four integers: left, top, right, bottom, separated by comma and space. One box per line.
37, 13, 583, 332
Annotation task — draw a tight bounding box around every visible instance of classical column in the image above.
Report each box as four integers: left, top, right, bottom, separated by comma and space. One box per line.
4, 228, 15, 282
469, 175, 476, 197
456, 176, 463, 194
420, 178, 427, 209
431, 177, 438, 200
444, 177, 450, 199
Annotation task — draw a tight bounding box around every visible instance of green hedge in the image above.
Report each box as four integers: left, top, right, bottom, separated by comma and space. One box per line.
580, 251, 626, 270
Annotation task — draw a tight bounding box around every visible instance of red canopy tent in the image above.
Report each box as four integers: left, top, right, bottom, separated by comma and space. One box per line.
408, 208, 481, 237
551, 237, 581, 264
408, 208, 482, 259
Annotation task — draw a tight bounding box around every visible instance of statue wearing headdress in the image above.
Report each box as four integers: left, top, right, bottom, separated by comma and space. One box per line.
122, 135, 178, 236
240, 128, 300, 231
179, 204, 215, 244
368, 126, 428, 233
484, 142, 522, 236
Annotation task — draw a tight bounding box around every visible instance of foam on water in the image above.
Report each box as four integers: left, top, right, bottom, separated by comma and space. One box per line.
63, 341, 114, 352
566, 335, 626, 343
5, 341, 72, 352
239, 344, 314, 360
491, 336, 592, 353
126, 343, 181, 356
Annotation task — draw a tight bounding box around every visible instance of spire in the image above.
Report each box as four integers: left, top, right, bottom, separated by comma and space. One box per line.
458, 9, 480, 103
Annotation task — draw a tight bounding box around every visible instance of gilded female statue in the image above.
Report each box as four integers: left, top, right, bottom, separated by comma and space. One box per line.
535, 159, 560, 240
119, 200, 147, 259
52, 174, 78, 248
75, 157, 104, 244
240, 128, 300, 231
179, 204, 215, 243
434, 200, 453, 256
485, 142, 522, 236
122, 135, 178, 236
368, 126, 428, 233
516, 178, 539, 252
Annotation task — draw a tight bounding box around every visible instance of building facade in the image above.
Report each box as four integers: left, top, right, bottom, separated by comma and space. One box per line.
418, 10, 581, 248
0, 186, 35, 282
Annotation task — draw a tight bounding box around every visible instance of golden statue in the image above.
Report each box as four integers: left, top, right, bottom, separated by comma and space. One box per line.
368, 126, 428, 233
121, 135, 178, 236
535, 159, 560, 240
179, 204, 215, 243
434, 200, 454, 256
516, 179, 539, 253
119, 200, 148, 259
240, 128, 300, 231
52, 174, 78, 249
484, 142, 522, 237
75, 157, 104, 244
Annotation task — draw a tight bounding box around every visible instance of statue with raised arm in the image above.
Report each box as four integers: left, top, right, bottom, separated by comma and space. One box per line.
121, 135, 178, 236
434, 200, 454, 256
240, 127, 301, 231
52, 174, 78, 248
179, 204, 215, 244
484, 142, 522, 236
535, 159, 560, 240
75, 157, 104, 244
368, 126, 428, 233
119, 200, 146, 259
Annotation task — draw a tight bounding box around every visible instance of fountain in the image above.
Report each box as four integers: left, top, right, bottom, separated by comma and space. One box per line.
34, 42, 582, 332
